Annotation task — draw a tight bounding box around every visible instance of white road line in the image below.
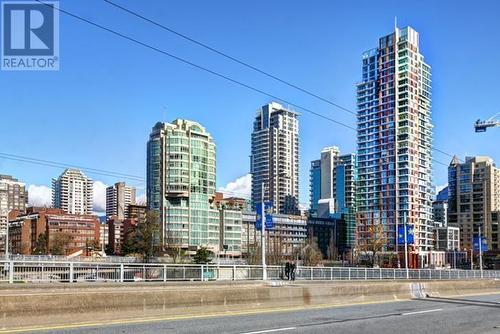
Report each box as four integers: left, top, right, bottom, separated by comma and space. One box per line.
239, 327, 296, 334
402, 308, 443, 316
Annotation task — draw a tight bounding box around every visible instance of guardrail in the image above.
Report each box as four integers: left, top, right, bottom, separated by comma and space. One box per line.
1, 260, 499, 284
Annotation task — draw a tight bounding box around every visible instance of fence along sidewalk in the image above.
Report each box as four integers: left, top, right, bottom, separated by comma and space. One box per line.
1, 261, 499, 284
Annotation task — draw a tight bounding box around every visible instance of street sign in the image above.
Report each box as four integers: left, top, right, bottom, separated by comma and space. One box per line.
255, 201, 273, 230
473, 236, 488, 252
397, 225, 415, 245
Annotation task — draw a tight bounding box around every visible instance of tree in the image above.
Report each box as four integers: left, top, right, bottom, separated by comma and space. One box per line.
50, 232, 72, 255
121, 229, 140, 256
301, 240, 323, 267
138, 210, 161, 261
32, 232, 48, 255
120, 210, 161, 261
85, 238, 99, 255
165, 246, 188, 264
193, 247, 213, 264
359, 223, 386, 267
105, 243, 115, 256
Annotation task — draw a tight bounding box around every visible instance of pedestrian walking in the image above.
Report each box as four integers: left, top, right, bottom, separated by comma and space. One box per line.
290, 261, 296, 281
285, 261, 290, 280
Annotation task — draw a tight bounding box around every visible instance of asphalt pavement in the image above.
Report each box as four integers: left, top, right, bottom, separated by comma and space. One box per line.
3, 293, 500, 334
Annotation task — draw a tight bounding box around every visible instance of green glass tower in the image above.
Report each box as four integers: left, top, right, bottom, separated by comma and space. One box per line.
147, 119, 218, 251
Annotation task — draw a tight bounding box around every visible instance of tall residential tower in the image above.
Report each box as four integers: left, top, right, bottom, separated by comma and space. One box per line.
309, 147, 357, 248
356, 26, 433, 265
251, 102, 299, 214
106, 182, 136, 220
52, 169, 93, 215
448, 156, 500, 251
147, 120, 219, 251
0, 174, 28, 235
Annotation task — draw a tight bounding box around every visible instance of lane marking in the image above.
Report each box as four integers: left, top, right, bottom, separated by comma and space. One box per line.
240, 327, 296, 334
0, 299, 409, 333
402, 308, 443, 316
3, 292, 498, 334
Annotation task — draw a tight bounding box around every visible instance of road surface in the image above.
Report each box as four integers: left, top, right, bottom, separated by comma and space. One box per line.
3, 293, 500, 334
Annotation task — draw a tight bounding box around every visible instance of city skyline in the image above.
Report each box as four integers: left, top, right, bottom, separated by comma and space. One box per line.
1, 1, 499, 213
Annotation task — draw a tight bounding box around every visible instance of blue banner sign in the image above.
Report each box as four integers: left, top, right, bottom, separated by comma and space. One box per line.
473, 236, 488, 252
397, 225, 415, 245
255, 201, 273, 230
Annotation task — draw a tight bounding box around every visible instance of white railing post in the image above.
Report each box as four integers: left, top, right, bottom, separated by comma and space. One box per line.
379, 268, 382, 280
348, 267, 351, 281
330, 267, 333, 281
8, 261, 14, 284
233, 265, 236, 281
163, 264, 167, 282
310, 267, 313, 280
120, 264, 124, 283
69, 262, 74, 283
364, 268, 367, 280
393, 268, 396, 280
200, 264, 204, 281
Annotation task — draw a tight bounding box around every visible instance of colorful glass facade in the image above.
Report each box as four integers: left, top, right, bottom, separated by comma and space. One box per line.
356, 27, 434, 256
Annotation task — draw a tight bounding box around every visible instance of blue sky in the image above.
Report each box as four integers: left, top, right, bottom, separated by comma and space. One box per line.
1, 0, 499, 211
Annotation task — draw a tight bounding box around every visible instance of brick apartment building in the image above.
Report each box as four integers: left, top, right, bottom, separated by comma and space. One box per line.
108, 204, 147, 255
9, 207, 100, 255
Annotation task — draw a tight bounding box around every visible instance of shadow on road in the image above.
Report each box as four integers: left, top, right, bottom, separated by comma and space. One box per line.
420, 296, 500, 309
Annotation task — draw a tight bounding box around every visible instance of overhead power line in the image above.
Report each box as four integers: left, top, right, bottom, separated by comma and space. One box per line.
101, 1, 461, 166
35, 0, 355, 132
32, 1, 455, 171
102, 0, 357, 117
0, 152, 254, 198
0, 153, 145, 182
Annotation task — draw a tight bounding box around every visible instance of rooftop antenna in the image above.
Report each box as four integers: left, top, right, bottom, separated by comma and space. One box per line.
394, 16, 398, 31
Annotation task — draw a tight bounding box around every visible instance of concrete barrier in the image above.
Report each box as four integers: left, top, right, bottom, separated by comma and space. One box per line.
0, 280, 499, 329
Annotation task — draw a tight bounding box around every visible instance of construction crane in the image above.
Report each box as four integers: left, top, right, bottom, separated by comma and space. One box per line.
475, 112, 500, 132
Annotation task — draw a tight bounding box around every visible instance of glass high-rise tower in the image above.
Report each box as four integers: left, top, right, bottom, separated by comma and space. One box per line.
356, 26, 433, 265
147, 120, 219, 250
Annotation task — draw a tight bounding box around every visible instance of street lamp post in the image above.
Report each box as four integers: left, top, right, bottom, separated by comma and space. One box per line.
260, 182, 267, 280
479, 225, 483, 278
470, 248, 473, 270
403, 212, 409, 279
2, 209, 9, 260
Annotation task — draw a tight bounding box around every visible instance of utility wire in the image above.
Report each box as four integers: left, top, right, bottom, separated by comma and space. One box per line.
32, 2, 455, 172
35, 0, 355, 132
0, 152, 255, 198
101, 1, 461, 166
0, 153, 144, 182
0, 152, 143, 179
102, 0, 357, 117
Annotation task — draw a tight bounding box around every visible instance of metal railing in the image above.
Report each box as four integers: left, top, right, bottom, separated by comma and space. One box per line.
1, 260, 499, 284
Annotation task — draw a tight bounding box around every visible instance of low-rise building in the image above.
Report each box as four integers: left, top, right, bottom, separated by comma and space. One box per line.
241, 211, 257, 257
434, 224, 460, 251
264, 214, 307, 258
307, 216, 348, 260
242, 212, 307, 260
127, 204, 147, 220
107, 217, 124, 255
99, 223, 109, 251
219, 209, 242, 256
9, 207, 99, 255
